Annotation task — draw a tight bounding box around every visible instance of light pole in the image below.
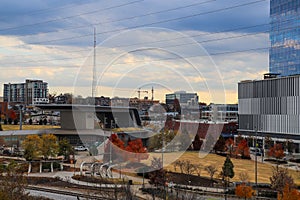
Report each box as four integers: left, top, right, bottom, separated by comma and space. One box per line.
255, 128, 258, 188
19, 105, 23, 130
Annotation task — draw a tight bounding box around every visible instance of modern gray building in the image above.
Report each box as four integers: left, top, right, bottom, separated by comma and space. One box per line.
3, 79, 48, 105
269, 0, 300, 76
166, 91, 199, 106
238, 74, 300, 153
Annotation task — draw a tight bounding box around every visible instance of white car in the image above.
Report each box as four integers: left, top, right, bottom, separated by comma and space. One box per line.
74, 146, 88, 151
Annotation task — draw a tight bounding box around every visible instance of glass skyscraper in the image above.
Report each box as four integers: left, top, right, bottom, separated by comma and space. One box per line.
269, 0, 300, 76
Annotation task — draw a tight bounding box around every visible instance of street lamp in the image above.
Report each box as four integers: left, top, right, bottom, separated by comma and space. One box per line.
19, 105, 23, 130
255, 127, 258, 188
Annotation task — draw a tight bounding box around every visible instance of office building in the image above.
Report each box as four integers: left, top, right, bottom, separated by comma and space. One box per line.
3, 79, 48, 105
201, 103, 238, 122
269, 0, 300, 76
166, 91, 199, 107
238, 75, 300, 153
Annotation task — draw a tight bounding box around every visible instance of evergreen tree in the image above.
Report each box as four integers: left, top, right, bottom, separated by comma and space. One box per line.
222, 156, 235, 185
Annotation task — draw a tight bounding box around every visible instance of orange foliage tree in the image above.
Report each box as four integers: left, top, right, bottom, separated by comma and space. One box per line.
125, 138, 149, 162
268, 143, 285, 165
279, 183, 300, 200
235, 183, 254, 199
225, 138, 234, 156
104, 133, 125, 162
104, 134, 148, 163
235, 139, 250, 159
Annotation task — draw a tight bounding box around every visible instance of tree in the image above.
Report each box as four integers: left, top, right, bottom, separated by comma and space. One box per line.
239, 171, 250, 183
125, 138, 149, 162
205, 165, 217, 186
213, 135, 226, 153
222, 156, 234, 184
103, 133, 125, 162
225, 138, 234, 157
270, 167, 295, 198
235, 139, 250, 159
58, 138, 73, 160
148, 130, 175, 151
192, 134, 203, 150
268, 143, 285, 165
149, 157, 166, 187
0, 161, 29, 200
39, 134, 59, 159
235, 183, 254, 199
280, 183, 300, 200
22, 135, 42, 161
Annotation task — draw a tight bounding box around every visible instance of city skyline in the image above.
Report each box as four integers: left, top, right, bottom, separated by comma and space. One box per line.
0, 0, 270, 104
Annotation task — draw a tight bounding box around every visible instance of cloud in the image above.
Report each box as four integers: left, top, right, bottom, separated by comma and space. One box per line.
0, 1, 271, 104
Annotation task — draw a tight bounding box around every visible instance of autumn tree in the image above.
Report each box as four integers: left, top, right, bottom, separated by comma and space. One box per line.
213, 135, 226, 153
270, 167, 295, 198
39, 134, 59, 159
148, 130, 175, 151
268, 143, 285, 166
22, 135, 42, 161
225, 138, 234, 157
58, 138, 73, 160
104, 133, 125, 162
125, 138, 149, 162
280, 183, 300, 200
235, 183, 254, 200
205, 165, 217, 186
235, 139, 250, 159
104, 134, 148, 163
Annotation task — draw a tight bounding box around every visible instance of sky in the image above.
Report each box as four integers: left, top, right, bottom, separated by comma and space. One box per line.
0, 0, 270, 104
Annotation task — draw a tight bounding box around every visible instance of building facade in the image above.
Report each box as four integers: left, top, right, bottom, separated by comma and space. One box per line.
166, 91, 198, 106
3, 79, 48, 105
269, 0, 300, 76
238, 75, 300, 153
201, 103, 238, 122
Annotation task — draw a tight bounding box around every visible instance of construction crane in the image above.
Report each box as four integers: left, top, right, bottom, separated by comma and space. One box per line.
137, 88, 148, 99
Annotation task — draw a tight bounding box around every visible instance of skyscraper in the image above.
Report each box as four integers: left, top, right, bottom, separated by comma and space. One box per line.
269, 0, 300, 76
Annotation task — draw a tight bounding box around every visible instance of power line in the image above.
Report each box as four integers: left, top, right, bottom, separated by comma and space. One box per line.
8, 22, 300, 64
0, 0, 144, 32
15, 0, 216, 39
3, 0, 267, 47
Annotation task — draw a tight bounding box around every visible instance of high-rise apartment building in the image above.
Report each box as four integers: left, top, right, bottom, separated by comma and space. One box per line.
3, 79, 49, 105
269, 0, 300, 76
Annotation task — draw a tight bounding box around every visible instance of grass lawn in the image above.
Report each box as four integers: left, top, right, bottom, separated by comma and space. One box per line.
146, 151, 300, 185
1, 124, 60, 131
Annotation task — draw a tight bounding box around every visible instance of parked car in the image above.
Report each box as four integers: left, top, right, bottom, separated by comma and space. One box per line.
74, 146, 88, 151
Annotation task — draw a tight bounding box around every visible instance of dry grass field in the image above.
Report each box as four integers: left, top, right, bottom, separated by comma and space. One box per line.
2, 124, 60, 131
146, 151, 300, 185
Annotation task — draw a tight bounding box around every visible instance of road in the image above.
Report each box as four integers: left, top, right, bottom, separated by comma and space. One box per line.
28, 189, 79, 200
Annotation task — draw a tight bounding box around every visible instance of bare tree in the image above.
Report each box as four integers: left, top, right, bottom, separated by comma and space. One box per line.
205, 165, 217, 186
239, 171, 250, 183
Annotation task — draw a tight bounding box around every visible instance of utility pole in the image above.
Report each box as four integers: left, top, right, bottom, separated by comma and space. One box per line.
92, 27, 97, 100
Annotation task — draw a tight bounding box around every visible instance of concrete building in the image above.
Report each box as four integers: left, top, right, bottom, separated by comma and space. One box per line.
3, 79, 48, 105
201, 103, 238, 122
166, 91, 199, 107
269, 0, 300, 76
238, 75, 300, 153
